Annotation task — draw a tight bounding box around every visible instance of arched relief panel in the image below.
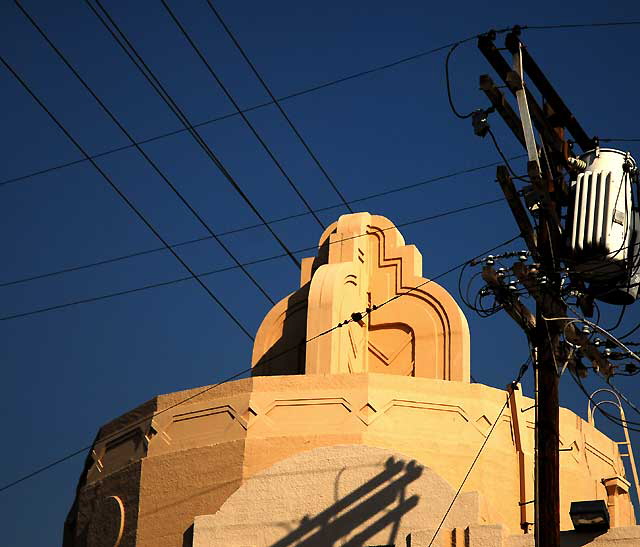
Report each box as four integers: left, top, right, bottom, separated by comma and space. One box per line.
368, 322, 415, 376
252, 212, 470, 381
368, 297, 437, 378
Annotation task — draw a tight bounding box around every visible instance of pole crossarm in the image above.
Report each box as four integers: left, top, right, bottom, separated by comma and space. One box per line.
504, 31, 594, 151
511, 262, 614, 377
477, 34, 566, 159
480, 75, 527, 148
481, 266, 536, 333
496, 166, 537, 252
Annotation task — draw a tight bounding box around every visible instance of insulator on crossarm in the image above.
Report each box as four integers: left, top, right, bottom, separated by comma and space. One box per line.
567, 156, 587, 170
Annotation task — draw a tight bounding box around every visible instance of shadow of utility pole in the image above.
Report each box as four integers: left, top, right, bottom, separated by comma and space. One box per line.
268, 457, 423, 547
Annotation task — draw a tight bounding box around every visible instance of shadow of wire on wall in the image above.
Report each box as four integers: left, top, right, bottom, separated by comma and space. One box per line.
265, 457, 422, 547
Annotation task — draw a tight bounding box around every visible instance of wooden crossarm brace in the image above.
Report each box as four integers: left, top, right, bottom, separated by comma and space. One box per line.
511, 262, 613, 376
496, 166, 537, 253
479, 75, 526, 148
482, 266, 536, 334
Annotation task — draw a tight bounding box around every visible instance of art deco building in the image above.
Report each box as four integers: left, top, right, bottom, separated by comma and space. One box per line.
64, 213, 639, 546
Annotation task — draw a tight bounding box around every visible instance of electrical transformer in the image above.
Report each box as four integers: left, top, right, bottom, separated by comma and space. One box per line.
568, 148, 640, 304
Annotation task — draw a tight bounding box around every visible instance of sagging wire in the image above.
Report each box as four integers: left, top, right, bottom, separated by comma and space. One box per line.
568, 368, 640, 432
487, 128, 530, 182
427, 359, 530, 546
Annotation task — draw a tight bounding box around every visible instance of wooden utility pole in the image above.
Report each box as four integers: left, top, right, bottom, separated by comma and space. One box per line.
533, 177, 563, 546
475, 28, 616, 546
492, 166, 612, 545
536, 303, 561, 546
495, 161, 564, 545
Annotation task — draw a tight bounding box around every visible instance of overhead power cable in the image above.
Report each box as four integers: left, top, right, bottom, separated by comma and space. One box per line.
15, 1, 275, 305
159, 0, 325, 229
0, 54, 254, 340
0, 233, 520, 494
0, 18, 469, 189
445, 41, 476, 120
427, 403, 508, 546
605, 304, 627, 333
607, 380, 640, 418
487, 129, 529, 182
203, 0, 353, 213
1, 197, 506, 321
568, 370, 640, 433
1, 156, 523, 290
4, 16, 633, 190
525, 21, 640, 30
0, 363, 257, 494
89, 0, 301, 268
619, 321, 640, 341
427, 361, 529, 546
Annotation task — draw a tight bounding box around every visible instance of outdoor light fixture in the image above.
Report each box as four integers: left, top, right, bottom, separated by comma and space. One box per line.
569, 500, 610, 532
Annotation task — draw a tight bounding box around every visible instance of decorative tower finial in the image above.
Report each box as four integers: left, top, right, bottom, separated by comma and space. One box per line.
252, 212, 470, 380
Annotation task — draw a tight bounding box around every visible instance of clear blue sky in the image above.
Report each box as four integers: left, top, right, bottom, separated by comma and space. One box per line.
2, 1, 640, 544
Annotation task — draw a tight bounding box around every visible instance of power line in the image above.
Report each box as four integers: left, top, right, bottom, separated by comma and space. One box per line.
0, 54, 254, 340
0, 233, 519, 494
1, 156, 521, 289
619, 321, 640, 341
0, 22, 466, 189
568, 369, 640, 432
607, 379, 640, 418
15, 0, 276, 305
487, 129, 529, 181
374, 234, 520, 311
428, 398, 509, 544
605, 304, 627, 332
2, 18, 635, 190
0, 233, 211, 289
89, 0, 301, 268
427, 361, 529, 547
1, 197, 506, 321
445, 41, 476, 120
159, 0, 325, 230
542, 315, 640, 428
203, 0, 353, 213
525, 21, 640, 30
0, 363, 257, 494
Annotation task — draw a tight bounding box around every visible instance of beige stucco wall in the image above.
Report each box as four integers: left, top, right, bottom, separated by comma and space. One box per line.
64, 373, 635, 546
193, 444, 487, 546
194, 440, 640, 546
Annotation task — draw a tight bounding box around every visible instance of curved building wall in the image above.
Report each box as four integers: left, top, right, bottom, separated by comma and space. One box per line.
64, 373, 634, 546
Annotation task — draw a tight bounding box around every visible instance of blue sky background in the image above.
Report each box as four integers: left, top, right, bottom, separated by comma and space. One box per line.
2, 1, 640, 544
